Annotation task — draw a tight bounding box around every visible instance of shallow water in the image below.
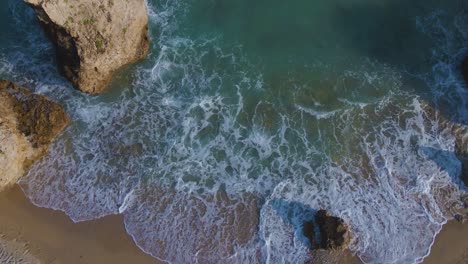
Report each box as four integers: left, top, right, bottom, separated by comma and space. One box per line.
1, 0, 468, 263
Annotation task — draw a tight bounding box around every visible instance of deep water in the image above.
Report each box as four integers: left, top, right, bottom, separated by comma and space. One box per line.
1, 0, 468, 263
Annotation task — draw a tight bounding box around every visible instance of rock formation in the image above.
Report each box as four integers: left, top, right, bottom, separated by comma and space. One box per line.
25, 0, 150, 94
303, 210, 351, 251
0, 80, 70, 191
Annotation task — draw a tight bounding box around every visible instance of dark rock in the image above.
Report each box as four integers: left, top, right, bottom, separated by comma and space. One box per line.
315, 210, 351, 250
303, 210, 351, 251
303, 220, 318, 249
460, 56, 468, 87
454, 214, 465, 223
460, 156, 468, 186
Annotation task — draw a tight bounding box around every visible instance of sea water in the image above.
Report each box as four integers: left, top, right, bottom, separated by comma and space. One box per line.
0, 0, 467, 263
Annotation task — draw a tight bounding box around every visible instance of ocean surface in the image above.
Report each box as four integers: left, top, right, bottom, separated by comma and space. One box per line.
1, 0, 468, 263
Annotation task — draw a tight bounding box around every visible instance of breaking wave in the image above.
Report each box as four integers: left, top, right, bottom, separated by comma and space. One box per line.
0, 0, 466, 263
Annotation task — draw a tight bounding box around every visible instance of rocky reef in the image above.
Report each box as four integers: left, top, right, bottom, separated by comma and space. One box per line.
303, 210, 351, 251
25, 0, 150, 94
0, 80, 70, 191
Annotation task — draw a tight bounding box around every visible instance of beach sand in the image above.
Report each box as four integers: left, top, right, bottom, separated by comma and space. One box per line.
0, 185, 163, 264
0, 184, 467, 264
423, 220, 468, 264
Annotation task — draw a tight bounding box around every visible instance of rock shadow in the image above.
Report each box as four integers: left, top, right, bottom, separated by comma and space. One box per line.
270, 199, 318, 248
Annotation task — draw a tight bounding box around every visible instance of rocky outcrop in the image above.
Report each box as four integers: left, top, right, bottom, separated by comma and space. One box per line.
303, 210, 351, 251
0, 80, 70, 191
25, 0, 150, 94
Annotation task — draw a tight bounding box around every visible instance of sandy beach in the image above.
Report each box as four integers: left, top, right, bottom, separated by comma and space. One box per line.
0, 185, 163, 264
423, 220, 468, 264
1, 184, 467, 264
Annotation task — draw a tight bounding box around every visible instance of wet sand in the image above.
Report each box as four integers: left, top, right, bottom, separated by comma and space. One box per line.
0, 185, 163, 264
0, 184, 467, 264
423, 220, 468, 264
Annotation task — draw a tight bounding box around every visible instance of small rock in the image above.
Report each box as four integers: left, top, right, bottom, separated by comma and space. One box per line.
303, 210, 351, 251
454, 214, 465, 223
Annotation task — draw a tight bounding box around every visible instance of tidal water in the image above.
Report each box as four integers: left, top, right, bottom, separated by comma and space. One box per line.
1, 0, 467, 263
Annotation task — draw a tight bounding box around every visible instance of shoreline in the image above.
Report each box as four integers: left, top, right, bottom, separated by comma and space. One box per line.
0, 185, 467, 264
422, 219, 468, 264
0, 185, 163, 264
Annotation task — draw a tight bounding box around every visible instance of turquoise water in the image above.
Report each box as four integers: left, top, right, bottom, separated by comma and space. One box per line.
1, 0, 468, 263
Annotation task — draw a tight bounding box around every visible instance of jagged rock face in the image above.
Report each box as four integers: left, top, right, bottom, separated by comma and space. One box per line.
25, 0, 150, 94
0, 80, 70, 191
303, 210, 351, 251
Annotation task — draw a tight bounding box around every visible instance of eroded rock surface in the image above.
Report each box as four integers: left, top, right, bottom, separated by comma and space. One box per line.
25, 0, 150, 94
303, 210, 351, 251
0, 80, 70, 191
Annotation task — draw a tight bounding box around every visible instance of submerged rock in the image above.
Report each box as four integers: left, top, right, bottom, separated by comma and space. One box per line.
453, 125, 468, 185
441, 121, 468, 185
303, 210, 351, 251
0, 80, 70, 191
422, 103, 468, 186
25, 0, 150, 94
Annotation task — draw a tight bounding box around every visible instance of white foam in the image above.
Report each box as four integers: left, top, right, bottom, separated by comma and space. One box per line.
1, 1, 466, 263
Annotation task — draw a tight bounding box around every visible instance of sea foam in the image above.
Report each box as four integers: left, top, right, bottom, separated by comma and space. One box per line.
0, 0, 466, 263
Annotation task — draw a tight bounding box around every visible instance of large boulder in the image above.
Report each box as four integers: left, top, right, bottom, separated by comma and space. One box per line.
0, 80, 70, 191
25, 0, 150, 94
303, 210, 351, 251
